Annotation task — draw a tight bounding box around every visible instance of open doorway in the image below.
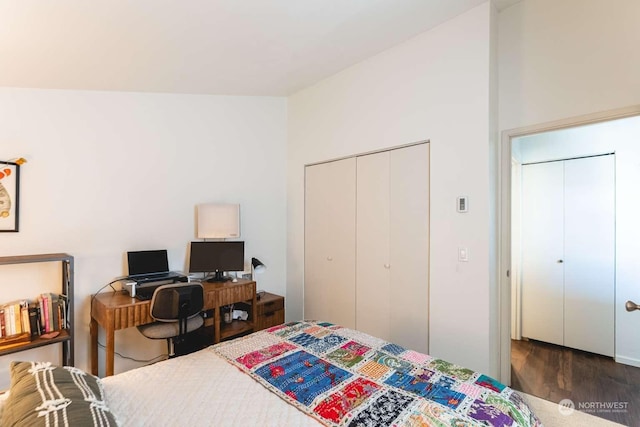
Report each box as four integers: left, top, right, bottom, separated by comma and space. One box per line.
498, 107, 640, 425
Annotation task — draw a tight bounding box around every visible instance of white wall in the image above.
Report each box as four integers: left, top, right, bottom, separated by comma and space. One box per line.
0, 88, 287, 383
499, 0, 640, 130
288, 3, 498, 375
513, 117, 640, 367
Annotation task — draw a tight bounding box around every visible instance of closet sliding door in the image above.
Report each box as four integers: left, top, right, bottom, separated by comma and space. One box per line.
304, 159, 357, 328
521, 162, 565, 346
355, 151, 391, 340
355, 143, 430, 353
389, 143, 429, 353
563, 155, 614, 357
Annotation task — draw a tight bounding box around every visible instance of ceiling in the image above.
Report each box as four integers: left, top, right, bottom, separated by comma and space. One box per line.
0, 0, 517, 96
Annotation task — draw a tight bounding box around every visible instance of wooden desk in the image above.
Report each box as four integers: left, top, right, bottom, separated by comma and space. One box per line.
90, 279, 256, 377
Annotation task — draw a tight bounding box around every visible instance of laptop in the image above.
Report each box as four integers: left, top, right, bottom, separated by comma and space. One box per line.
127, 250, 182, 284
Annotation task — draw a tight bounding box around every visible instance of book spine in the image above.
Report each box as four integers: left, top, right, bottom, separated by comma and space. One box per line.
51, 294, 59, 331
47, 293, 53, 332
28, 304, 40, 337
42, 295, 50, 333
0, 308, 5, 338
14, 303, 22, 334
20, 303, 30, 335
3, 308, 10, 336
57, 303, 62, 330
38, 296, 45, 332
8, 304, 16, 336
36, 305, 43, 335
59, 295, 68, 329
8, 307, 15, 336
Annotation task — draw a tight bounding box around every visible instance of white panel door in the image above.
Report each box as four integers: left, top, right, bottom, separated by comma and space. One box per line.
564, 155, 615, 356
304, 158, 356, 328
389, 143, 430, 353
356, 151, 391, 339
521, 161, 565, 346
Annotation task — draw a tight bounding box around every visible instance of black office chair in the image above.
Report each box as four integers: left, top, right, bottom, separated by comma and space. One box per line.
137, 282, 205, 357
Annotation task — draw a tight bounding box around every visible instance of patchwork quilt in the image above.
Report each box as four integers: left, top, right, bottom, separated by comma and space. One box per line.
211, 321, 543, 427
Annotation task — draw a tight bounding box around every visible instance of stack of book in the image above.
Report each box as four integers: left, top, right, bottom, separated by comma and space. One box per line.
0, 293, 68, 347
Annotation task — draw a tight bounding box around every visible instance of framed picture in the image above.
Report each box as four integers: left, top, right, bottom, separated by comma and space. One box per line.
0, 161, 20, 232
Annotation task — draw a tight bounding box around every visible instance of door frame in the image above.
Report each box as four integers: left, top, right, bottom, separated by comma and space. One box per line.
498, 104, 640, 384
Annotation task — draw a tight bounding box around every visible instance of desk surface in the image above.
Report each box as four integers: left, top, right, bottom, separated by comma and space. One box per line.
92, 279, 254, 308
93, 291, 146, 308
91, 279, 256, 376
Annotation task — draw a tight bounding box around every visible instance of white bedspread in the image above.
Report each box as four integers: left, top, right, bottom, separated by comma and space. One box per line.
102, 347, 322, 427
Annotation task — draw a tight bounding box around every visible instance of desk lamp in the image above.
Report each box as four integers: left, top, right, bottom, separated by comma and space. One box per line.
251, 257, 266, 280
251, 258, 266, 299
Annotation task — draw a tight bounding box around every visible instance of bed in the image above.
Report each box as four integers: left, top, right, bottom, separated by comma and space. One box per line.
1, 321, 542, 426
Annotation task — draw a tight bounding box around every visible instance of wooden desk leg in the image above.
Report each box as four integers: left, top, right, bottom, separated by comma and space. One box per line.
214, 306, 221, 344
251, 293, 257, 333
90, 318, 98, 376
105, 324, 115, 377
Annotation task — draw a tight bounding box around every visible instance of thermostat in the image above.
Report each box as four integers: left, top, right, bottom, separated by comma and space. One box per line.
457, 196, 468, 213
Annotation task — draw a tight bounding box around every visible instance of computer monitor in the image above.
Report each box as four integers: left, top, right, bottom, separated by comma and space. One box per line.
189, 241, 245, 282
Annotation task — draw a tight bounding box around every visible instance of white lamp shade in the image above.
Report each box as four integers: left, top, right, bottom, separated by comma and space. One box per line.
197, 203, 240, 238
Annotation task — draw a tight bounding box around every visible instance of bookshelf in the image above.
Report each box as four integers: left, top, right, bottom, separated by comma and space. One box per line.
0, 253, 74, 366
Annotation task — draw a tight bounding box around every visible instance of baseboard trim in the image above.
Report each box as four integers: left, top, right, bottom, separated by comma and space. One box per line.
615, 355, 640, 368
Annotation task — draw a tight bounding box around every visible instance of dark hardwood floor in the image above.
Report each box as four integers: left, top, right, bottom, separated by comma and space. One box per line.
511, 339, 640, 426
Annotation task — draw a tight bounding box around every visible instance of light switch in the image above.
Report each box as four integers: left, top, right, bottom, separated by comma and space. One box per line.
458, 247, 469, 262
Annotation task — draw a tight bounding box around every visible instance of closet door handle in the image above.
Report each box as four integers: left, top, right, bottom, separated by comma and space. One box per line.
557, 259, 564, 263
626, 301, 640, 312
384, 264, 391, 269
327, 256, 333, 261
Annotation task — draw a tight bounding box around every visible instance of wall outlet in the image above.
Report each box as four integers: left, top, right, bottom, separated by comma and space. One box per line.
457, 196, 468, 213
458, 247, 469, 262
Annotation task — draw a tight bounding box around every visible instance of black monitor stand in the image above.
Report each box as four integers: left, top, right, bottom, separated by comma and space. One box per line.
206, 271, 229, 283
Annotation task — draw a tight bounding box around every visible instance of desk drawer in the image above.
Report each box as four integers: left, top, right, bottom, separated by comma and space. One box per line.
217, 283, 255, 306
257, 297, 284, 316
113, 305, 152, 330
256, 309, 285, 331
255, 293, 285, 332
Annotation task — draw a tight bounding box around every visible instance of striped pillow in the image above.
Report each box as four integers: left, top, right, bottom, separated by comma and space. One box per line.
1, 361, 117, 427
